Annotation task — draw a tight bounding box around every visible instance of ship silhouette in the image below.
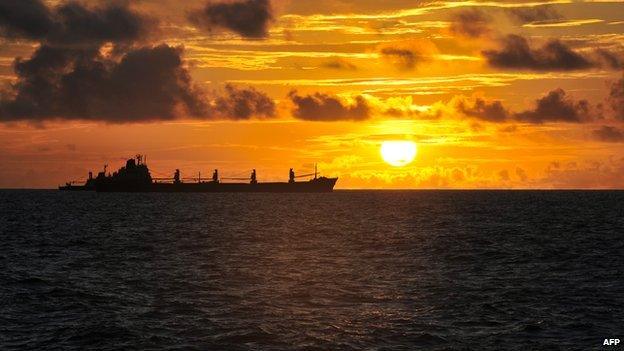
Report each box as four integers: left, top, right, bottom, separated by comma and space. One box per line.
61, 155, 337, 193
58, 172, 96, 191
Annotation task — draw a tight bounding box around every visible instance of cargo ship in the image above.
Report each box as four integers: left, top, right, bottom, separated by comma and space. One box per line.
61, 155, 337, 193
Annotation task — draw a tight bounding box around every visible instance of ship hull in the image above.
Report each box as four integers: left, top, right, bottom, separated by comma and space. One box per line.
95, 178, 338, 193
59, 185, 92, 191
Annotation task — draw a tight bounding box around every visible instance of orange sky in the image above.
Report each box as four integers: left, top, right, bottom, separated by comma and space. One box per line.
1, 0, 623, 188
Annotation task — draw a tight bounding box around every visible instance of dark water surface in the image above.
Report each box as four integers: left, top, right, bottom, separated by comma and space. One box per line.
1, 190, 623, 350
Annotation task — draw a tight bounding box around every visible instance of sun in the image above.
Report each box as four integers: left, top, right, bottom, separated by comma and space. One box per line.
380, 141, 417, 167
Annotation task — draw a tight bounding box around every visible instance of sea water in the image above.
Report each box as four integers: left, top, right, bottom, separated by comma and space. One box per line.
1, 190, 623, 350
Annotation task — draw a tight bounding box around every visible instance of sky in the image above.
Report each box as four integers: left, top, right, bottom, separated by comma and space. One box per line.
0, 0, 623, 189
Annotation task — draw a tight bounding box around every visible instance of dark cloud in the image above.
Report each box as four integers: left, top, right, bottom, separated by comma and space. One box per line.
514, 88, 592, 123
454, 88, 604, 124
507, 6, 562, 23
0, 44, 279, 122
455, 96, 509, 122
0, 0, 53, 40
0, 1, 278, 123
483, 35, 594, 71
49, 1, 153, 45
322, 58, 357, 70
608, 75, 624, 120
189, 0, 273, 39
0, 0, 152, 45
592, 126, 624, 142
380, 48, 422, 70
594, 49, 623, 70
0, 1, 191, 123
449, 9, 491, 38
288, 91, 370, 121
0, 44, 207, 122
213, 84, 275, 119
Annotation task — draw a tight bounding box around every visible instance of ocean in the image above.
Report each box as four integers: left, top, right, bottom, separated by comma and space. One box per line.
1, 190, 623, 350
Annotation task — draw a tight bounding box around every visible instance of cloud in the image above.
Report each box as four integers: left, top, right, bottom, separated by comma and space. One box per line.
592, 126, 624, 142
0, 1, 193, 123
506, 6, 562, 23
321, 58, 357, 71
380, 48, 422, 71
0, 0, 53, 40
452, 88, 605, 124
483, 35, 594, 71
189, 0, 273, 39
213, 85, 275, 119
281, 88, 600, 125
0, 0, 152, 45
594, 49, 623, 70
514, 88, 593, 123
288, 91, 370, 121
608, 75, 624, 120
376, 39, 437, 71
484, 34, 623, 72
449, 9, 491, 38
453, 96, 509, 122
49, 1, 153, 45
540, 158, 624, 188
0, 44, 280, 123
0, 45, 207, 122
447, 89, 599, 125
0, 0, 279, 123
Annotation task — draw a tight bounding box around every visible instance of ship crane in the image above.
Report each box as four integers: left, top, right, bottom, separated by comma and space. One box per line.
221, 169, 253, 182
294, 164, 319, 179
294, 173, 317, 178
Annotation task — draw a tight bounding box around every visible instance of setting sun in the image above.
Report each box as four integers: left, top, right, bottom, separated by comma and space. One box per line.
380, 141, 417, 167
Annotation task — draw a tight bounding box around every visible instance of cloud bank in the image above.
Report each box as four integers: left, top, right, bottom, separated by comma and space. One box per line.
0, 44, 205, 122
0, 0, 277, 123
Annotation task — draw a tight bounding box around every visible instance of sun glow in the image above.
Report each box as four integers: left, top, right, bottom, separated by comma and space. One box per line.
380, 141, 417, 167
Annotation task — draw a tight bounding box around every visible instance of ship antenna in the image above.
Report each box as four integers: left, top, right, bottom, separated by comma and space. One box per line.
315, 163, 318, 179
